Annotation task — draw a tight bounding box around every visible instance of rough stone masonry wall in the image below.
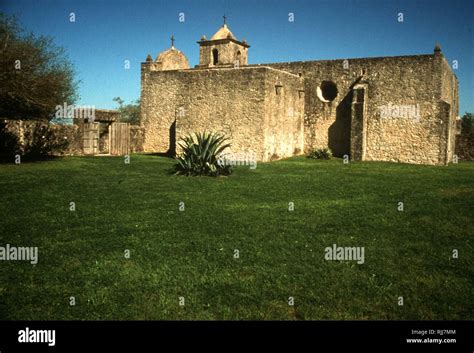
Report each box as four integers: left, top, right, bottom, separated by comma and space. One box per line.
130, 125, 145, 153
1, 119, 82, 157
257, 53, 456, 165
2, 120, 144, 157
262, 68, 304, 160
141, 66, 305, 162
359, 55, 446, 165
174, 67, 268, 160
199, 40, 248, 67
141, 64, 183, 153
255, 60, 364, 157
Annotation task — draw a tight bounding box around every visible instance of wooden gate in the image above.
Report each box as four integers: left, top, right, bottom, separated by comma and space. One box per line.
83, 122, 99, 155
109, 122, 130, 155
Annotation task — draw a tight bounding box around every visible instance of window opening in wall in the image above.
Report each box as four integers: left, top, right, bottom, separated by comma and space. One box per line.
317, 80, 338, 102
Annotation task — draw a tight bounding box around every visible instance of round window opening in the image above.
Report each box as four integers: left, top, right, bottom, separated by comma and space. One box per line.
317, 81, 338, 102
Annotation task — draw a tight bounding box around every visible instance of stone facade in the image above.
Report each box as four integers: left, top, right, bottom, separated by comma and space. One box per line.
141, 23, 459, 165
130, 125, 145, 153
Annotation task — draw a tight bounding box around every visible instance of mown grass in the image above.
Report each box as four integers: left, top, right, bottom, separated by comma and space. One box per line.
0, 155, 472, 320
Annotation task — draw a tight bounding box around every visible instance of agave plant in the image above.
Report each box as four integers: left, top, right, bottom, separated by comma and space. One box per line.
307, 147, 333, 160
173, 132, 232, 176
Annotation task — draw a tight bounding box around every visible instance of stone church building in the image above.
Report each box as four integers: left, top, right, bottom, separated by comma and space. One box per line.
140, 21, 459, 165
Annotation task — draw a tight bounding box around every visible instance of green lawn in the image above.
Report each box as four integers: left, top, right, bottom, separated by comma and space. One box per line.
0, 155, 473, 320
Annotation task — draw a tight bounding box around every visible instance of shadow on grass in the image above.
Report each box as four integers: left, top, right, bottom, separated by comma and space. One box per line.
145, 152, 175, 159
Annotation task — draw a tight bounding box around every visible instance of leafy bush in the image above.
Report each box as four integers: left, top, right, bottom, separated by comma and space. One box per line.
307, 147, 333, 160
173, 132, 232, 176
0, 126, 20, 161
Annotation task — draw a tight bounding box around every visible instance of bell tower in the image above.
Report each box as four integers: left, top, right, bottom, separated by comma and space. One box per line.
197, 16, 250, 68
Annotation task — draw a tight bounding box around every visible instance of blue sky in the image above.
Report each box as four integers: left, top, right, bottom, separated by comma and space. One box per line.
2, 0, 473, 113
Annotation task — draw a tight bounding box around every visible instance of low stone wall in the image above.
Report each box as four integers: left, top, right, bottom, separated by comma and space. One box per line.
455, 134, 474, 161
1, 119, 145, 159
1, 119, 82, 158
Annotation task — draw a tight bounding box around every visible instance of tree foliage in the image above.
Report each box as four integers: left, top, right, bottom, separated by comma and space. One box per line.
0, 13, 78, 120
113, 97, 140, 125
461, 112, 474, 136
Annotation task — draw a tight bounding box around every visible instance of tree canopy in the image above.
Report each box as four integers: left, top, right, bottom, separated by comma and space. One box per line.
0, 13, 78, 120
461, 112, 473, 136
113, 97, 140, 125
